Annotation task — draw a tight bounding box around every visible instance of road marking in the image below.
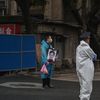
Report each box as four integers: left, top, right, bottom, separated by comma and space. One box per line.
0, 82, 43, 89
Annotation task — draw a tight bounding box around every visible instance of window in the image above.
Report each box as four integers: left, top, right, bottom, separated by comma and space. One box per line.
0, 0, 7, 15
0, 0, 6, 7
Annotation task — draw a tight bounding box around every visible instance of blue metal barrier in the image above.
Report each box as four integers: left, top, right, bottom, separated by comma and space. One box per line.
0, 35, 37, 72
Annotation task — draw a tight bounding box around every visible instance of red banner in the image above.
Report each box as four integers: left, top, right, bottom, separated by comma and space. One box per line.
0, 24, 21, 34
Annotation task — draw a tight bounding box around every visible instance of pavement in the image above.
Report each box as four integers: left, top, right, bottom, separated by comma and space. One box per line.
2, 68, 100, 82
0, 74, 80, 100
0, 69, 100, 100
53, 70, 100, 82
5, 68, 100, 82
0, 74, 100, 100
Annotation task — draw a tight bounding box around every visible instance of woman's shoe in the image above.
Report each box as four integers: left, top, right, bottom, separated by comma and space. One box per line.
47, 78, 54, 88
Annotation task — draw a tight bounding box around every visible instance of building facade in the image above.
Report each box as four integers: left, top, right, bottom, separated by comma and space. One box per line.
0, 0, 81, 69
37, 0, 81, 69
0, 0, 99, 69
0, 0, 18, 16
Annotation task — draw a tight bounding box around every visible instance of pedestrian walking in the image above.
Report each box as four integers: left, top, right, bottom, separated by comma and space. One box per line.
41, 34, 54, 88
76, 31, 97, 100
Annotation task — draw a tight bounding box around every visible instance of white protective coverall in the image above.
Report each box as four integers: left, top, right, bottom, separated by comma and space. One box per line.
76, 40, 97, 100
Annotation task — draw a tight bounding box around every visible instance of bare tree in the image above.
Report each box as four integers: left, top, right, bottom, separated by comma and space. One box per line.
15, 0, 32, 34
15, 0, 46, 34
63, 0, 100, 58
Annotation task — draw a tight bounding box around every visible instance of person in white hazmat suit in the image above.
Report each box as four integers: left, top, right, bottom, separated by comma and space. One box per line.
76, 32, 97, 100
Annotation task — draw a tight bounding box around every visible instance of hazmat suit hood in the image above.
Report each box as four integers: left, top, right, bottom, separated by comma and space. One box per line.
80, 40, 89, 47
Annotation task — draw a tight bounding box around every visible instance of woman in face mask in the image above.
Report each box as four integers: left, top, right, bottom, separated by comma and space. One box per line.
41, 34, 54, 89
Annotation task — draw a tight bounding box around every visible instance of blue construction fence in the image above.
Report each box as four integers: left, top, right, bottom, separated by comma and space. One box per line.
0, 34, 37, 72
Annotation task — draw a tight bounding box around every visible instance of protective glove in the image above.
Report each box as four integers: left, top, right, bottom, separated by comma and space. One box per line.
93, 54, 97, 61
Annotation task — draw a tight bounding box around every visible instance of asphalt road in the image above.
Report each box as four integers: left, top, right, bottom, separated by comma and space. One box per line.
0, 75, 99, 100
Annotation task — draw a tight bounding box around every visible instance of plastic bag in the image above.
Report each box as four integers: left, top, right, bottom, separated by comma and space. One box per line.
40, 64, 48, 74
